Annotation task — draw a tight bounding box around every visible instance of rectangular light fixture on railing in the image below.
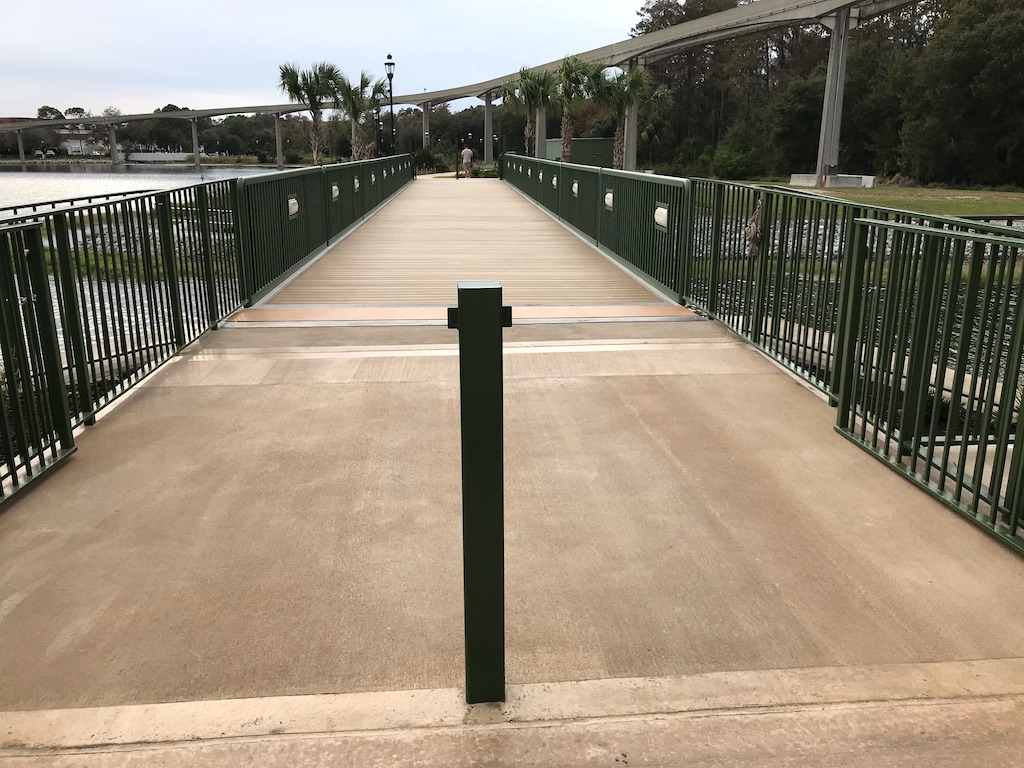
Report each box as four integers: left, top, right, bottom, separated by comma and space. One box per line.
654, 204, 669, 231
604, 191, 614, 210
572, 181, 579, 198
331, 183, 340, 202
552, 176, 557, 189
287, 194, 299, 219
354, 177, 360, 192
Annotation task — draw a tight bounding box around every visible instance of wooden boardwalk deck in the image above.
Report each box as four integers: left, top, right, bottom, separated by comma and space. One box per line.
233, 177, 691, 324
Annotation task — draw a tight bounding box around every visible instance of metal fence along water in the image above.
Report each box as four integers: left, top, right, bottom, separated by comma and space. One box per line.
0, 225, 76, 505
1, 156, 414, 506
504, 154, 1024, 554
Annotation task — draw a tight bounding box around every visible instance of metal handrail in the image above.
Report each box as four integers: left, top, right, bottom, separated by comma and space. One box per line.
503, 154, 1024, 554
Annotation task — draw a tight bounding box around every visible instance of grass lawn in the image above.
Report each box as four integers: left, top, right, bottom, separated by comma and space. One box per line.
795, 186, 1024, 217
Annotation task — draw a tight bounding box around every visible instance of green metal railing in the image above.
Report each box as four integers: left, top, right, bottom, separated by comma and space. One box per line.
1, 225, 77, 504
3, 180, 241, 431
505, 156, 691, 298
687, 180, 852, 391
1, 157, 417, 506
836, 219, 1024, 552
0, 190, 154, 221
236, 155, 415, 302
505, 154, 1024, 553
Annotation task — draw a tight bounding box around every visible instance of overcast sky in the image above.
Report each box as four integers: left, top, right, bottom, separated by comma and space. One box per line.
1, 0, 642, 119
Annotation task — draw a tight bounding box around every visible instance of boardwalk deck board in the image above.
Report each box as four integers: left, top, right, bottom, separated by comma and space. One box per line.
267, 179, 665, 308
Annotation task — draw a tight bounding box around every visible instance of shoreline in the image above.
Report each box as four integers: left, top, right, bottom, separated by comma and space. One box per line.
0, 158, 282, 169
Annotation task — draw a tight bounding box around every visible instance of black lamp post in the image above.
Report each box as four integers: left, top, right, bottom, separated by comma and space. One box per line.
385, 53, 396, 155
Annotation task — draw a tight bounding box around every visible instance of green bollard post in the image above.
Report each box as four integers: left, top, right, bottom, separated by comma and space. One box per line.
447, 281, 512, 704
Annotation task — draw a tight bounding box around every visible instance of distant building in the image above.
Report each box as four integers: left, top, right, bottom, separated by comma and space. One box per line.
57, 126, 98, 156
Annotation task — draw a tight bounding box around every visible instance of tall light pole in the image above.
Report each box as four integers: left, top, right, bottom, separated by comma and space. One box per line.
385, 53, 396, 155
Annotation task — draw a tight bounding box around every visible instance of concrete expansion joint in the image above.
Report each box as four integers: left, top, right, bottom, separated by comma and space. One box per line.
5, 692, 1024, 759
5, 659, 1024, 757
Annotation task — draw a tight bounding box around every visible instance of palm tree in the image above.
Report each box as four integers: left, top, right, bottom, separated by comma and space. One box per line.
278, 62, 344, 165
337, 72, 388, 160
553, 56, 605, 163
501, 68, 555, 157
596, 66, 671, 170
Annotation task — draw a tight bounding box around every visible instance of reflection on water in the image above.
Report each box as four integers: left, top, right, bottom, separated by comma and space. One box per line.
0, 164, 274, 208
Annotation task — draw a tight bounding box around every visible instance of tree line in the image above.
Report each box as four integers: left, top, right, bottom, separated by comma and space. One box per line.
626, 0, 1023, 185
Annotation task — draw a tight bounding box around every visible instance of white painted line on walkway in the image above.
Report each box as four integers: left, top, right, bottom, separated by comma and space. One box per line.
186, 340, 746, 362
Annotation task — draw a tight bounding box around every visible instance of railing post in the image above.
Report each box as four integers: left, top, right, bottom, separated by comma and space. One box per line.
447, 281, 512, 705
1006, 402, 1024, 534
156, 193, 186, 349
898, 232, 944, 457
832, 206, 865, 406
835, 217, 869, 426
0, 232, 30, 469
675, 180, 695, 305
322, 166, 331, 247
231, 178, 254, 307
749, 192, 773, 344
24, 226, 74, 452
53, 214, 96, 424
708, 184, 725, 316
196, 185, 219, 330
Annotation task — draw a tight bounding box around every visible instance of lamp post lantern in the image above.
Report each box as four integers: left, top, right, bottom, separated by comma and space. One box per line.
385, 53, 396, 156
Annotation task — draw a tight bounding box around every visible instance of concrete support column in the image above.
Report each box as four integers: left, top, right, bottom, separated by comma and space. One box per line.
483, 92, 493, 165
16, 131, 25, 162
109, 125, 118, 165
275, 114, 284, 170
422, 103, 430, 147
535, 107, 546, 159
815, 8, 853, 186
191, 119, 201, 170
623, 103, 639, 171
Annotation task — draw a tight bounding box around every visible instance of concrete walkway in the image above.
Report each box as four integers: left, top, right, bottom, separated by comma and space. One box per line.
3, 320, 1024, 764
3, 177, 1024, 764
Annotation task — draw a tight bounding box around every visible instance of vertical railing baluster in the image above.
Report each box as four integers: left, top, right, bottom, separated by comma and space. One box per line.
156, 193, 186, 350
53, 215, 95, 425
836, 219, 869, 428
24, 226, 73, 453
197, 185, 219, 330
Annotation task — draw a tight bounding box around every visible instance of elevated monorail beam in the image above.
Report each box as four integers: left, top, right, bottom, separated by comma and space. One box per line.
0, 0, 919, 135
3, 0, 921, 175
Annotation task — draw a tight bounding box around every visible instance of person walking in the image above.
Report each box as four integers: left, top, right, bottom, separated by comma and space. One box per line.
460, 143, 473, 179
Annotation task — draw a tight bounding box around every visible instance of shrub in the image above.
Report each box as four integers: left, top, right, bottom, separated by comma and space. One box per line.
415, 144, 457, 173
710, 146, 760, 180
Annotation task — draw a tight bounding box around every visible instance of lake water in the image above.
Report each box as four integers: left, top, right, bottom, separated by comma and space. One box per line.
0, 164, 274, 208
